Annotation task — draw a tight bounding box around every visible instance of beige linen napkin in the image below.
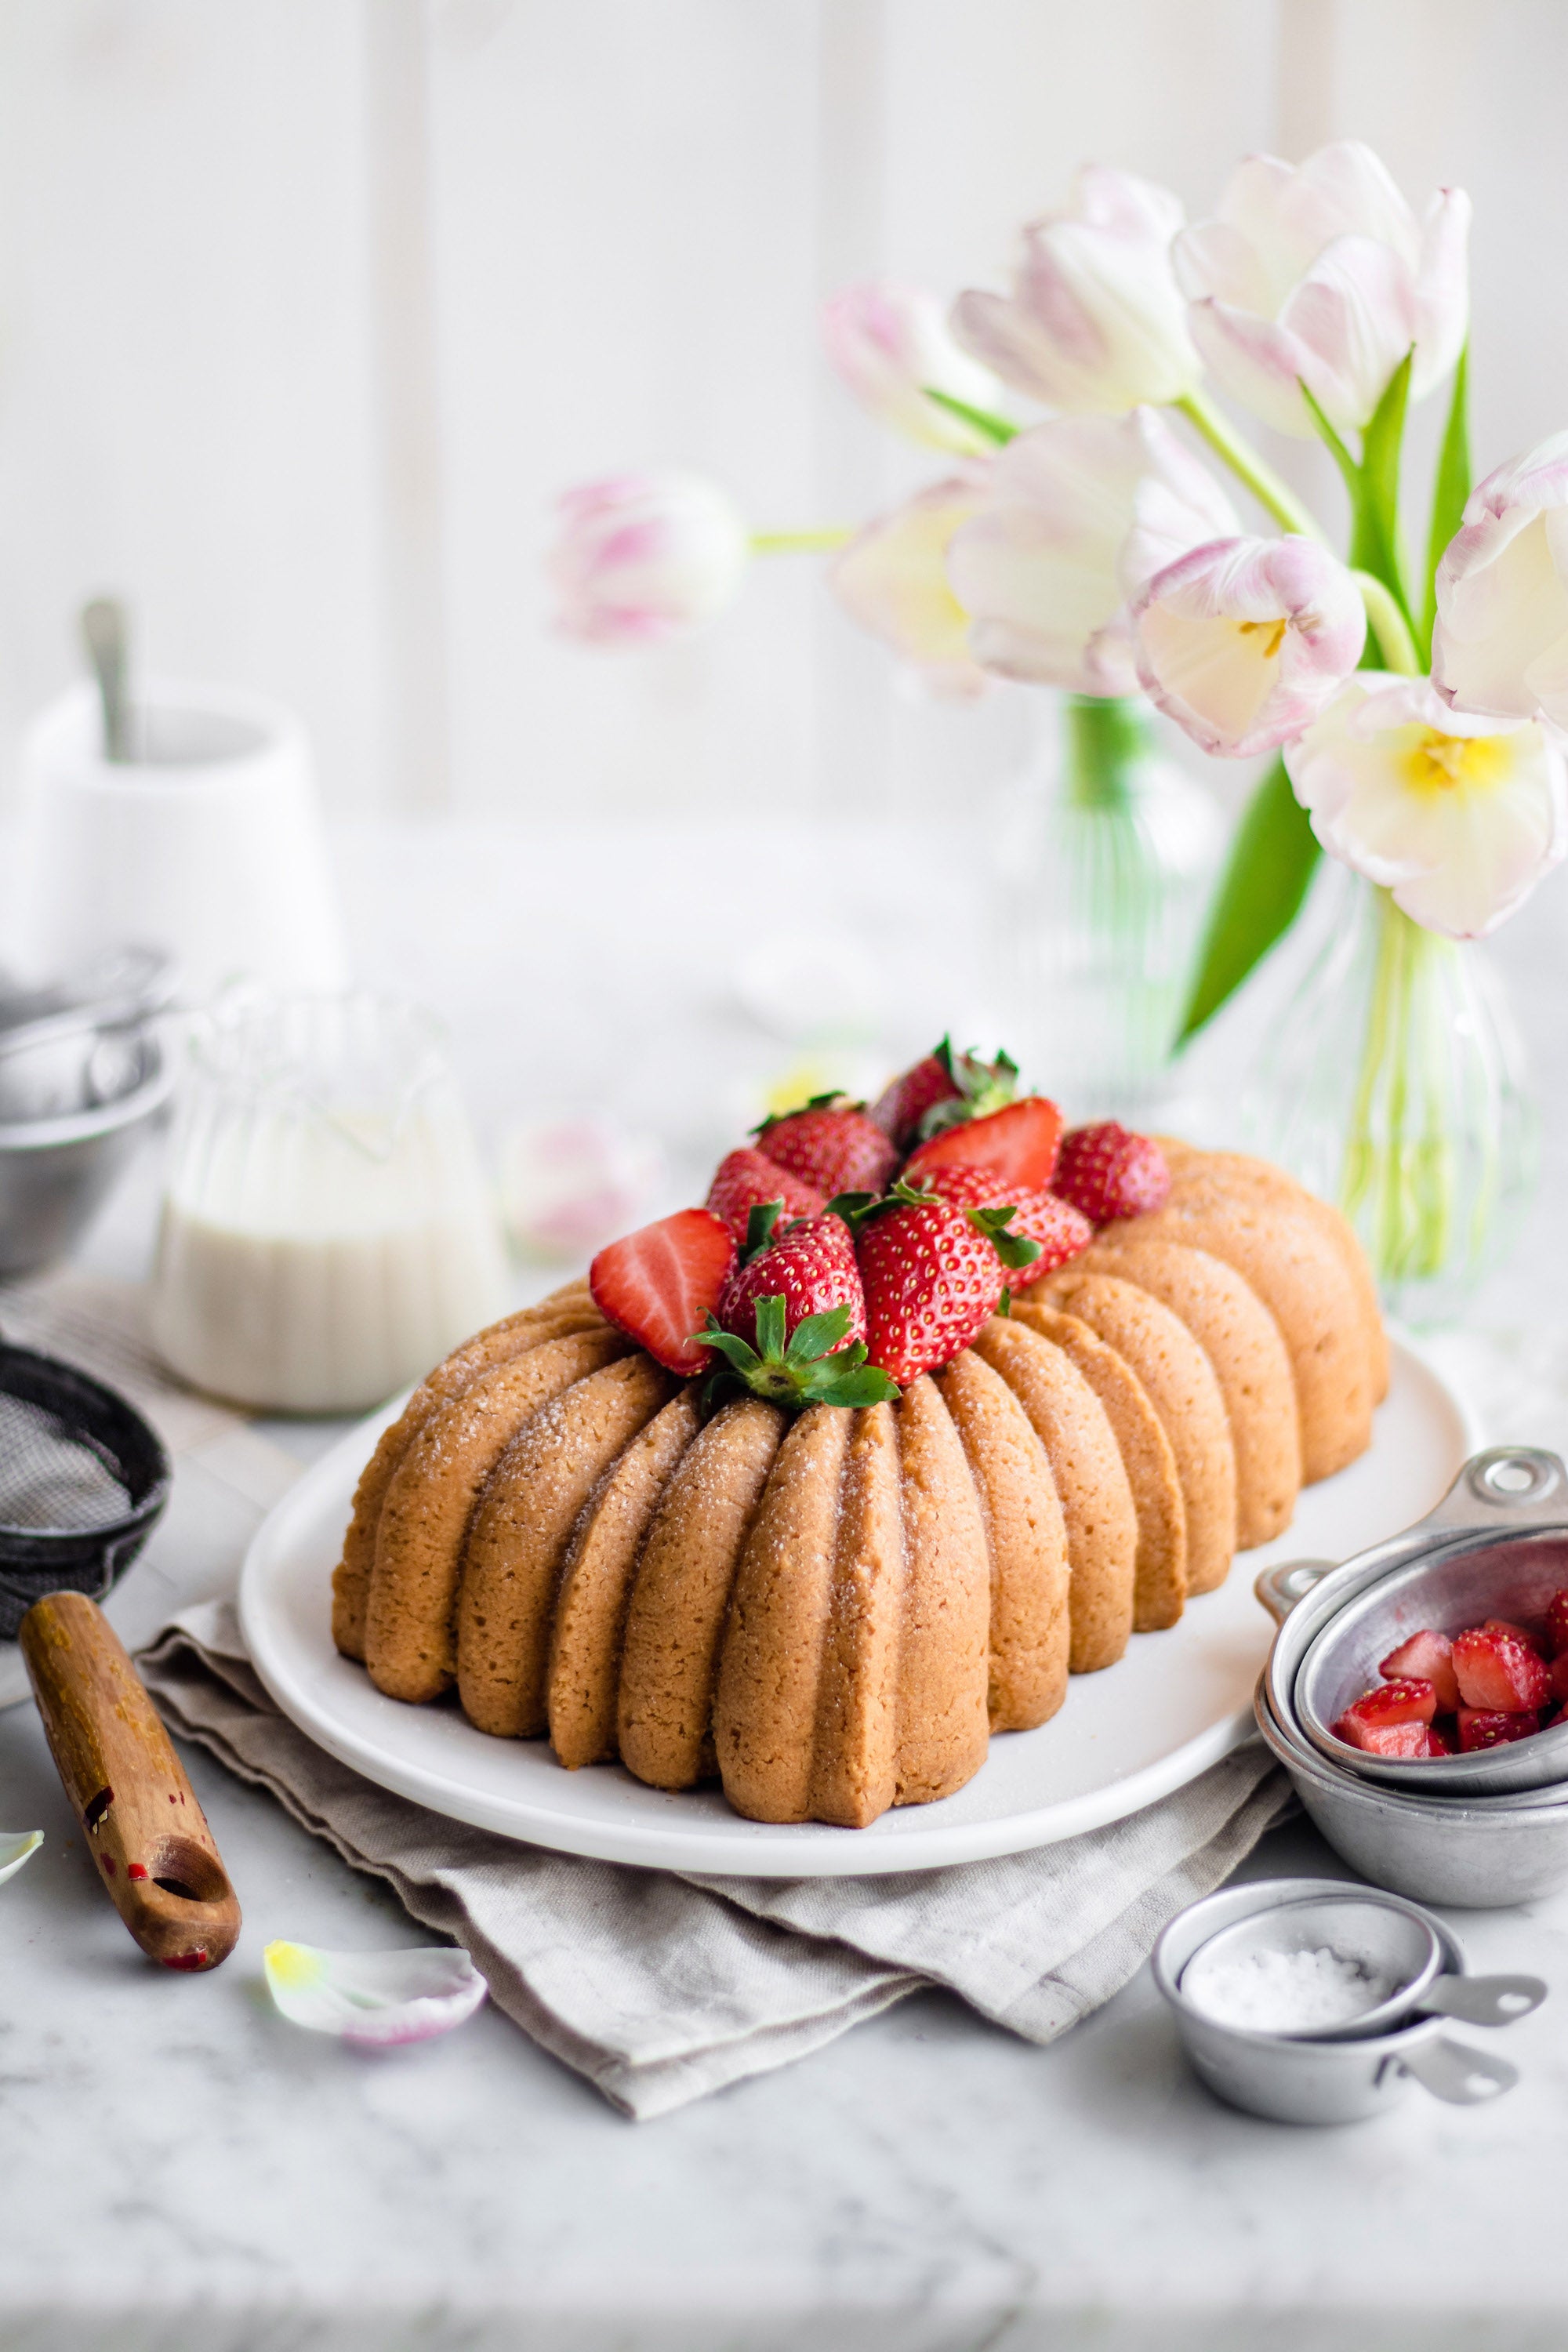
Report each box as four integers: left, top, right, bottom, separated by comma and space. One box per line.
140, 1599, 1288, 2119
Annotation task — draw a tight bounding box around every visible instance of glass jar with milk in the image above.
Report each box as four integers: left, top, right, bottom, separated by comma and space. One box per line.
151, 993, 508, 1413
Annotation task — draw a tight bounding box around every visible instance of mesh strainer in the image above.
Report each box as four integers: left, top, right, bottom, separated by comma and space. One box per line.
0, 1343, 169, 1638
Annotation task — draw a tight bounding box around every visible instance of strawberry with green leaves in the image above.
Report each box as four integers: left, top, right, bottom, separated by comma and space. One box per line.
754, 1094, 898, 1198
914, 1162, 1092, 1288
698, 1204, 897, 1408
870, 1037, 1021, 1152
844, 1182, 1042, 1385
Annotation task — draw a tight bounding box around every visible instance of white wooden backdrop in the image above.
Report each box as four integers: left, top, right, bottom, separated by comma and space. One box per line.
1, 0, 1566, 824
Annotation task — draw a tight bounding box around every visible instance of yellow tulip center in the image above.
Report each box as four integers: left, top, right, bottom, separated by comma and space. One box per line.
1399, 726, 1513, 797
1236, 618, 1287, 661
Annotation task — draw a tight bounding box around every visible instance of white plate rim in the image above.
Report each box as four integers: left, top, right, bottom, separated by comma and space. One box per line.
238, 1332, 1479, 1878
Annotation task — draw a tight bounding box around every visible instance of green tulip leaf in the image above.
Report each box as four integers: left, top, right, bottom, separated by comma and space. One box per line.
1421, 343, 1471, 661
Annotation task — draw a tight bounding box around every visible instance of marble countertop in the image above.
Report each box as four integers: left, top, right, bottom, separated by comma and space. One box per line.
4, 817, 1567, 2350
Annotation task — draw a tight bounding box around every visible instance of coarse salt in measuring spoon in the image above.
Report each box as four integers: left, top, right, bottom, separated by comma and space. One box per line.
1181, 1946, 1395, 2034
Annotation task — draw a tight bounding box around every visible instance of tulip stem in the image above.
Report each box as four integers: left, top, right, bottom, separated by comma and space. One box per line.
1351, 570, 1421, 677
750, 528, 855, 554
1175, 391, 1325, 544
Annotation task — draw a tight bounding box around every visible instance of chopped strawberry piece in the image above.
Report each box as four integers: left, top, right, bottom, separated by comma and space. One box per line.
1331, 1715, 1434, 1758
589, 1207, 736, 1376
1053, 1121, 1171, 1223
1457, 1706, 1542, 1751
1483, 1617, 1545, 1654
1548, 1652, 1568, 1705
1380, 1629, 1460, 1711
901, 1096, 1062, 1193
1426, 1719, 1456, 1755
1332, 1679, 1437, 1751
1452, 1625, 1551, 1711
705, 1147, 825, 1242
1545, 1590, 1568, 1657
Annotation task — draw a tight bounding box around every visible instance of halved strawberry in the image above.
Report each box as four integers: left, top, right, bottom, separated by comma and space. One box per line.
1380, 1629, 1460, 1712
1452, 1625, 1551, 1711
589, 1207, 736, 1376
1332, 1679, 1437, 1751
754, 1098, 898, 1198
1458, 1706, 1541, 1751
913, 1163, 1091, 1289
706, 1147, 826, 1242
870, 1038, 1019, 1152
901, 1096, 1062, 1194
1053, 1122, 1171, 1222
853, 1185, 1020, 1385
1546, 1590, 1568, 1656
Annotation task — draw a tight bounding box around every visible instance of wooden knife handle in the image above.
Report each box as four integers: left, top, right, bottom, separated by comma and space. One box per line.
20, 1591, 241, 1971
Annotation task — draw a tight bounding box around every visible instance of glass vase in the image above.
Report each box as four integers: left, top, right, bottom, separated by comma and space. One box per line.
1240, 871, 1536, 1323
989, 693, 1223, 1120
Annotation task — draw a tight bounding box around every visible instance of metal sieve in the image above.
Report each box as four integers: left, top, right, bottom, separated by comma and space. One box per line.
0, 1342, 169, 1638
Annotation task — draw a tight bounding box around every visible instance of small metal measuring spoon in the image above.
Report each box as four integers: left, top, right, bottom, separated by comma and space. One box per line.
1178, 1889, 1546, 2042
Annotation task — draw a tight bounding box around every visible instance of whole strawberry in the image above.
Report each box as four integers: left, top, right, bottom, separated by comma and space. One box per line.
855, 1185, 1036, 1385
1054, 1122, 1171, 1222
706, 1146, 826, 1242
869, 1037, 1019, 1152
916, 1163, 1092, 1289
699, 1207, 896, 1408
717, 1212, 866, 1350
754, 1095, 898, 1197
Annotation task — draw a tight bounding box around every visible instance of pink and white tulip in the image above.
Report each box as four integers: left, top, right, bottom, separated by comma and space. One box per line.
822, 282, 1006, 453
830, 475, 991, 699
1174, 142, 1470, 437
1132, 535, 1367, 757
1285, 673, 1568, 938
1432, 432, 1568, 727
946, 409, 1239, 693
952, 167, 1201, 416
548, 472, 750, 645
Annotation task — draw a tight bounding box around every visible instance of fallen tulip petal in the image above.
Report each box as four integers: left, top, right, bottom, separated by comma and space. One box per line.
263, 1940, 488, 2048
0, 1831, 42, 1886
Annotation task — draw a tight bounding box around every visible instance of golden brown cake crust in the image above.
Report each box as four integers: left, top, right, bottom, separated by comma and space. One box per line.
617, 1397, 786, 1792
363, 1325, 628, 1704
456, 1354, 674, 1739
970, 1318, 1137, 1674
887, 1375, 993, 1808
1011, 1300, 1187, 1632
935, 1350, 1071, 1732
547, 1386, 701, 1769
1079, 1232, 1301, 1549
711, 1404, 855, 1824
332, 1280, 601, 1661
1039, 1271, 1237, 1598
805, 1401, 908, 1828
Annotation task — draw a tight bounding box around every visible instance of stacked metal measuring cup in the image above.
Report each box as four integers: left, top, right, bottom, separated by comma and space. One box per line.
1254, 1447, 1568, 1908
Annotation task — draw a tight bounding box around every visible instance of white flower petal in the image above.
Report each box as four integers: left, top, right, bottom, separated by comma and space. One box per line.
264, 1941, 488, 2049
1284, 674, 1568, 938
547, 473, 751, 646
821, 283, 1004, 452
1434, 438, 1568, 723
831, 477, 991, 698
1132, 534, 1366, 757
0, 1831, 42, 1886
1181, 143, 1466, 435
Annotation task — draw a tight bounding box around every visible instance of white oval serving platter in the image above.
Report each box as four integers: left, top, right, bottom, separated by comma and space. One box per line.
239, 1337, 1475, 1878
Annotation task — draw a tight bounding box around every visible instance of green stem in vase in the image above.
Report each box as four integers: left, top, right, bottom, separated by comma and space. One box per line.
1062, 693, 1148, 811
1341, 891, 1456, 1284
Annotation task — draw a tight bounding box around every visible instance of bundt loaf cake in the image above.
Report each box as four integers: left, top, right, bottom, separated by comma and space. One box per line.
331, 1103, 1386, 1831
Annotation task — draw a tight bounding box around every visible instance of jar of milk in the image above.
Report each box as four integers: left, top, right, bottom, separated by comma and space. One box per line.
151, 992, 508, 1413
